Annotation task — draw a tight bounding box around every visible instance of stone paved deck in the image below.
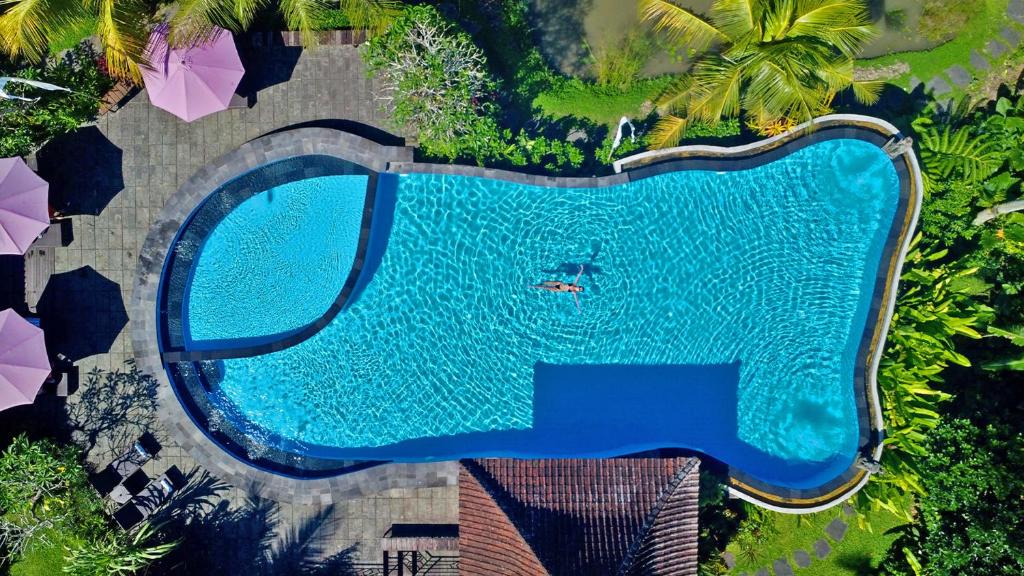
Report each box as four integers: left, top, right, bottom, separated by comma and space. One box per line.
10, 44, 460, 569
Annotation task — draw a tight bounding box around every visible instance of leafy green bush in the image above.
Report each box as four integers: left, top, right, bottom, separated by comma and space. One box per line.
313, 9, 352, 30
0, 44, 112, 158
0, 435, 106, 562
879, 419, 1024, 575
364, 5, 582, 170
590, 31, 653, 91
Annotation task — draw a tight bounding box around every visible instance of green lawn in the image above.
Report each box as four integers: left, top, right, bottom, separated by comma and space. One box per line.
858, 0, 1011, 89
47, 16, 97, 55
8, 527, 81, 576
533, 76, 672, 126
727, 503, 908, 575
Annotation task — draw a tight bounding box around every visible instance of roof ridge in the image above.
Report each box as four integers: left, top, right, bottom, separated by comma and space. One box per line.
615, 458, 700, 576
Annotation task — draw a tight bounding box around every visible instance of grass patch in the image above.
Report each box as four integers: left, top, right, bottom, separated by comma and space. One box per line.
534, 76, 672, 126
727, 503, 908, 575
858, 0, 1010, 88
8, 526, 82, 576
47, 16, 97, 55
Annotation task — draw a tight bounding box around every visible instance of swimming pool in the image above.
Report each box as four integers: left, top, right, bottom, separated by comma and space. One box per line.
150, 120, 919, 508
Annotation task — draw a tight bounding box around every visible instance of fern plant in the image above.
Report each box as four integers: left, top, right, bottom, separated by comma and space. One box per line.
915, 119, 1002, 185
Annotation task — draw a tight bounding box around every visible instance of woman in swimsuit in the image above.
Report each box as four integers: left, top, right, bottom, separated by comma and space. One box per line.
532, 265, 585, 312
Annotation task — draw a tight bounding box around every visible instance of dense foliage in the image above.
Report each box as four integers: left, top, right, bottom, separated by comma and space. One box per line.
363, 5, 583, 170
879, 419, 1024, 575
0, 44, 112, 158
638, 0, 883, 145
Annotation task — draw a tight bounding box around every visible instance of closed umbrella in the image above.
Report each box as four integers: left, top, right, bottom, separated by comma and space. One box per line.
142, 25, 245, 122
0, 157, 49, 255
0, 308, 50, 411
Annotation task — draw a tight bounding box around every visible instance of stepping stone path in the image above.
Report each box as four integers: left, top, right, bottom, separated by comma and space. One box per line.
971, 50, 992, 70
947, 65, 972, 88
814, 538, 832, 559
987, 39, 1010, 58
772, 558, 795, 576
826, 518, 848, 542
723, 551, 737, 569
907, 2, 1024, 98
1002, 26, 1022, 47
1011, 0, 1024, 24
793, 549, 812, 568
755, 569, 770, 576
843, 503, 856, 517
925, 77, 952, 96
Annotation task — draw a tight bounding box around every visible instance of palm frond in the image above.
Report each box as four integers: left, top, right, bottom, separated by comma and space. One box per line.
648, 114, 690, 149
93, 0, 149, 81
0, 0, 83, 61
709, 0, 757, 42
851, 79, 883, 104
686, 55, 744, 122
655, 74, 695, 113
169, 0, 251, 47
639, 0, 726, 52
279, 0, 329, 47
338, 0, 402, 37
788, 0, 876, 55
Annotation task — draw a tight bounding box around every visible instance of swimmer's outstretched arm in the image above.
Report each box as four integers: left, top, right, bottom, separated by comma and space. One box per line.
574, 264, 584, 285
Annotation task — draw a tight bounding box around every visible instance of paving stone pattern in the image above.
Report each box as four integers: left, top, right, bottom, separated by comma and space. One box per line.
813, 538, 832, 559
772, 558, 794, 576
20, 45, 459, 567
826, 518, 848, 542
793, 549, 811, 568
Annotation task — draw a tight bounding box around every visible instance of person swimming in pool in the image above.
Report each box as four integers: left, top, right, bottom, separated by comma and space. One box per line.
532, 264, 585, 312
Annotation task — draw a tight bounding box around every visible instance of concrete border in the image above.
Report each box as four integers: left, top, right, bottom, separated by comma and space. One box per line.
133, 116, 921, 509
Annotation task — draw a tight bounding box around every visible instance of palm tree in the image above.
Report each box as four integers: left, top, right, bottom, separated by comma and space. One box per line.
171, 0, 401, 47
639, 0, 883, 146
0, 0, 149, 80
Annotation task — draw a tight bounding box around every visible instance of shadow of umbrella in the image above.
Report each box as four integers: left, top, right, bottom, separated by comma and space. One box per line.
36, 266, 128, 361
36, 126, 124, 216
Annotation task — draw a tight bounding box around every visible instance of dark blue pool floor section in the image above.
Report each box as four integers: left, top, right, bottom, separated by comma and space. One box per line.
283, 362, 855, 490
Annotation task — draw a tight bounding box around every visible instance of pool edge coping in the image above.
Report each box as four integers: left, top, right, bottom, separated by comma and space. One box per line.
132, 116, 921, 510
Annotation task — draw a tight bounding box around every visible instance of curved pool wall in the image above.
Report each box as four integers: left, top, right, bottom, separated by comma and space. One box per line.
134, 118, 921, 511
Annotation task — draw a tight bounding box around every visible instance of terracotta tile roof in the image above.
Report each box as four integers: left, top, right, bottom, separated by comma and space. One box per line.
458, 458, 700, 576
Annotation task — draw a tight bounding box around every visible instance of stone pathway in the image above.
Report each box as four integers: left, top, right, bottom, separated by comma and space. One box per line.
731, 504, 857, 575
904, 1, 1024, 99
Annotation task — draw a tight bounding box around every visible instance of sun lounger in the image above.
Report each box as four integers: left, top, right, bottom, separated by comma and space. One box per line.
91, 439, 153, 496
108, 469, 151, 505
113, 472, 177, 530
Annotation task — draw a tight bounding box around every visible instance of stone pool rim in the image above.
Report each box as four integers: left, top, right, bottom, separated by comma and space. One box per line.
131, 116, 921, 510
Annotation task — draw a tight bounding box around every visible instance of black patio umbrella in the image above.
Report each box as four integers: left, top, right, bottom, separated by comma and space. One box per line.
37, 266, 128, 362
36, 126, 124, 216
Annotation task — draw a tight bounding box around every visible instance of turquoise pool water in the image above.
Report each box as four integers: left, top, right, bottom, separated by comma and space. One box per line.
185, 175, 367, 346
182, 139, 900, 488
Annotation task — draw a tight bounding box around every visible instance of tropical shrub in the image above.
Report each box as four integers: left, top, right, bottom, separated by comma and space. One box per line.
878, 419, 1024, 575
855, 237, 992, 521
0, 44, 112, 158
0, 435, 105, 561
363, 5, 498, 160
638, 0, 883, 145
64, 521, 179, 576
364, 5, 583, 170
591, 31, 653, 91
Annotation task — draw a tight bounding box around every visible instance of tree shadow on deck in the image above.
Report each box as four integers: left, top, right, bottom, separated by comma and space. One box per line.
156, 474, 360, 576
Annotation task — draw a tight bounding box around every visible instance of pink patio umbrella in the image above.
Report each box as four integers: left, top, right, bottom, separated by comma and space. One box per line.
0, 157, 49, 255
0, 308, 50, 411
142, 26, 245, 122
